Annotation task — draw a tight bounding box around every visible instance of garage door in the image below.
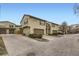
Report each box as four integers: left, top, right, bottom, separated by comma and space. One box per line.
52, 30, 57, 34
0, 28, 6, 34
34, 29, 44, 35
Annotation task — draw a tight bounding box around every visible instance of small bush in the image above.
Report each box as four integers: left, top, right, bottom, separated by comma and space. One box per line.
28, 34, 42, 38
52, 33, 58, 36
15, 30, 22, 34
58, 32, 64, 35
22, 33, 26, 36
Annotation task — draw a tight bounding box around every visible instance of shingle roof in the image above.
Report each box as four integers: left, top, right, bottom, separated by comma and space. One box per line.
20, 14, 47, 23
20, 14, 59, 25
0, 21, 16, 25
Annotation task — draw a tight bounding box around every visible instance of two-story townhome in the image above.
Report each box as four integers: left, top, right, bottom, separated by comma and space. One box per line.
20, 15, 47, 36
46, 22, 60, 35
50, 23, 60, 34
0, 21, 16, 34
20, 14, 60, 36
69, 24, 79, 33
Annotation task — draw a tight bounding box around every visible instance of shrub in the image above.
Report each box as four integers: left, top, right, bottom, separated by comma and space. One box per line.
22, 33, 26, 36
58, 32, 64, 35
52, 33, 58, 36
28, 34, 42, 38
15, 30, 22, 34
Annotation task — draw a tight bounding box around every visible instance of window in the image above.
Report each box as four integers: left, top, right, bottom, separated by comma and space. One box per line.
9, 25, 14, 28
24, 18, 28, 24
52, 24, 55, 27
40, 21, 45, 25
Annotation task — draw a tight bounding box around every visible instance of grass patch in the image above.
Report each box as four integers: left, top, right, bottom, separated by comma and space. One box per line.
0, 37, 8, 55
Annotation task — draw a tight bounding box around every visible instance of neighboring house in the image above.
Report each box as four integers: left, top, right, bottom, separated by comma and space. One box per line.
50, 22, 60, 34
46, 22, 59, 35
70, 24, 79, 29
0, 21, 16, 34
69, 24, 79, 33
20, 14, 60, 36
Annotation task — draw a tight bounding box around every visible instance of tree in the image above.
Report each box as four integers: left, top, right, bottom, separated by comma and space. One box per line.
74, 4, 79, 15
61, 21, 68, 34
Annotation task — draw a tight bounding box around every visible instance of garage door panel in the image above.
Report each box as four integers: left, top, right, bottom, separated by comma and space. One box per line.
0, 28, 6, 34
34, 29, 44, 35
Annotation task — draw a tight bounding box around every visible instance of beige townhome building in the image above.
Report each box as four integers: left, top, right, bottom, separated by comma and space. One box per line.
45, 21, 60, 35
0, 15, 60, 35
0, 21, 16, 34
20, 14, 60, 36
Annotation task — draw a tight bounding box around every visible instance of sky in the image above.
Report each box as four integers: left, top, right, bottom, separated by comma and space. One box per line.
0, 3, 79, 25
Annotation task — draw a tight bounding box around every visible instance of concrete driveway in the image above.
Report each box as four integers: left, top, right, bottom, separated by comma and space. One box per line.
1, 34, 48, 56
1, 34, 79, 56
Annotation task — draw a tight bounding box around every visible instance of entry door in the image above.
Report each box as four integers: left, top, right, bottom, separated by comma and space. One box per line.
46, 23, 51, 35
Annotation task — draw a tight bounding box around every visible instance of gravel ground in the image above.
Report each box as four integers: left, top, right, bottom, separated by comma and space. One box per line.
1, 34, 79, 56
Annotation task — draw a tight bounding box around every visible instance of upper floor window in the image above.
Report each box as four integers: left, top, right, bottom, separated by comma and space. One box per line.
9, 25, 14, 28
40, 21, 45, 25
24, 18, 28, 24
52, 24, 55, 27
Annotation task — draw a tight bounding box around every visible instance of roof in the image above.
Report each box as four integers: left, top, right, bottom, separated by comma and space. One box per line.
20, 14, 47, 23
20, 14, 59, 25
47, 21, 59, 25
0, 21, 16, 25
15, 25, 21, 27
70, 24, 79, 27
51, 22, 59, 25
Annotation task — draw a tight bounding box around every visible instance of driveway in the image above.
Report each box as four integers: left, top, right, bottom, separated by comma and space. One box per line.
1, 34, 48, 56
1, 34, 79, 56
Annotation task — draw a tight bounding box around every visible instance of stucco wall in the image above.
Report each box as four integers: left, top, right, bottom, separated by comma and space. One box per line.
28, 17, 46, 35
0, 22, 16, 28
23, 27, 30, 36
21, 16, 29, 27
50, 24, 59, 34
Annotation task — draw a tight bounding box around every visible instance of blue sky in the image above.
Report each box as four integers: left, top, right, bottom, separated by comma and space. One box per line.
0, 3, 79, 25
